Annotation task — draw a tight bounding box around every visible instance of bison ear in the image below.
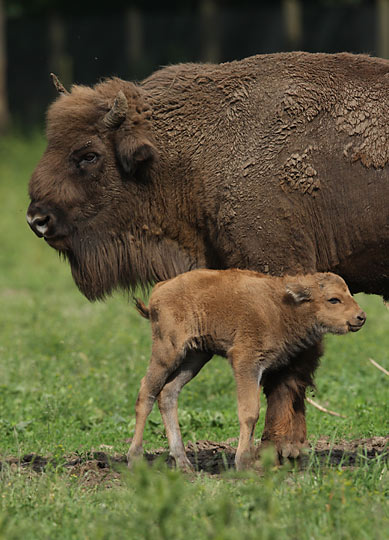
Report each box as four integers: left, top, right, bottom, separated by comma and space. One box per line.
116, 135, 158, 180
285, 283, 311, 304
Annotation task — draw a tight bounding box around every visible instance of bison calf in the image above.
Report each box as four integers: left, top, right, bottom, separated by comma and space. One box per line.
128, 269, 365, 471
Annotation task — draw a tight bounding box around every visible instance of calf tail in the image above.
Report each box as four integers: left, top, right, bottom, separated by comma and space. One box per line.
134, 297, 150, 319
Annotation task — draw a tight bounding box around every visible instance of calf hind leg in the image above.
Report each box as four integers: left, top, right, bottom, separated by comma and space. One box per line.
158, 350, 212, 471
127, 343, 184, 466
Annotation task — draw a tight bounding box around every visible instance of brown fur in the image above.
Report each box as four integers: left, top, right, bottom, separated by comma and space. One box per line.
128, 269, 365, 470
27, 52, 389, 456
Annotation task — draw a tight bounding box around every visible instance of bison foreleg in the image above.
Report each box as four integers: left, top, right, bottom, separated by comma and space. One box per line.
261, 342, 322, 459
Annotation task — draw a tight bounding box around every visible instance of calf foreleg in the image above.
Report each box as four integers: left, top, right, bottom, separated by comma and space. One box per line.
230, 347, 262, 470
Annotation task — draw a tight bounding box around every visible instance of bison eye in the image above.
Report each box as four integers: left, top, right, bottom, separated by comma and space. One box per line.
79, 152, 98, 167
328, 297, 341, 304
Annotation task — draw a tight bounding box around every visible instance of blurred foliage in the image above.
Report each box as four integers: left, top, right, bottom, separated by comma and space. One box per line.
4, 0, 373, 18
0, 455, 387, 539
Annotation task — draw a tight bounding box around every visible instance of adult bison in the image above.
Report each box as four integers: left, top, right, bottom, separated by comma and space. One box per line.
27, 52, 389, 458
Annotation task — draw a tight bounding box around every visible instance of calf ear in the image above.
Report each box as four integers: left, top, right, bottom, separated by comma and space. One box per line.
116, 135, 158, 179
285, 283, 311, 304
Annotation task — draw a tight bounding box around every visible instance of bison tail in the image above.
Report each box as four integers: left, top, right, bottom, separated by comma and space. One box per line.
134, 297, 150, 319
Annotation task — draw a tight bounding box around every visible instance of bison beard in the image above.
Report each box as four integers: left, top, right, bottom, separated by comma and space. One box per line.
64, 229, 196, 301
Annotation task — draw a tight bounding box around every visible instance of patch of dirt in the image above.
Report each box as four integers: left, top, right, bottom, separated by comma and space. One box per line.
312, 436, 389, 466
1, 437, 387, 487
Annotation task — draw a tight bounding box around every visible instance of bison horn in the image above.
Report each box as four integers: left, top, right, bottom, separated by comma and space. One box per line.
103, 90, 128, 129
50, 73, 69, 95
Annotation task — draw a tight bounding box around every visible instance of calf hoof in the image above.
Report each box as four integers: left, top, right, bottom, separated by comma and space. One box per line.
127, 447, 144, 469
235, 452, 254, 471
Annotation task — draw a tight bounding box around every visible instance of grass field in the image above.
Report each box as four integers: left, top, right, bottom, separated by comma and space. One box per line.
0, 134, 388, 539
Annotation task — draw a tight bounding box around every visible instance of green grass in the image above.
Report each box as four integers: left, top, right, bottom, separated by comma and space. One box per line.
0, 134, 388, 539
0, 455, 387, 540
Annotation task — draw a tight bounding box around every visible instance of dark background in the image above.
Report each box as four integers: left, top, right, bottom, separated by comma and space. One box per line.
0, 0, 386, 126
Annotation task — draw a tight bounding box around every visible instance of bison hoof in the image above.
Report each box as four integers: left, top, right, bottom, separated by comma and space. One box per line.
278, 440, 308, 460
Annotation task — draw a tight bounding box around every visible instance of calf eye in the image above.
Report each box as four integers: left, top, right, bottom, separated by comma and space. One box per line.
328, 297, 341, 304
79, 152, 98, 167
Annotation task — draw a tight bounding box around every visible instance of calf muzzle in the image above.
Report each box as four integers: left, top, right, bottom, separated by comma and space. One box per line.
348, 310, 366, 332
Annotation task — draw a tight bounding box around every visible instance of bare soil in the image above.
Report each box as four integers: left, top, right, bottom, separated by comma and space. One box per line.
1, 437, 387, 487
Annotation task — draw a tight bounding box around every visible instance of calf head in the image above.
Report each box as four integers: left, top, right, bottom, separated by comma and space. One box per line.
285, 272, 366, 335
27, 76, 159, 300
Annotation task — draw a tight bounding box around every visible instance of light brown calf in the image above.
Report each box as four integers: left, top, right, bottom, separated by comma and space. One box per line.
128, 269, 366, 470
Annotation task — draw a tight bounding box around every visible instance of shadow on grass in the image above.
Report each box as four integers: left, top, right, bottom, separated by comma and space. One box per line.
1, 436, 388, 483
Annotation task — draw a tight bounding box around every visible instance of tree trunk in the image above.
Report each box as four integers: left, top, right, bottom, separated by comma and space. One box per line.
48, 11, 72, 90
125, 6, 144, 78
200, 0, 221, 63
283, 0, 303, 51
377, 0, 389, 59
0, 0, 10, 133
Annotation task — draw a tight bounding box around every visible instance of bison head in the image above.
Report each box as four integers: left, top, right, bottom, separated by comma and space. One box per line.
27, 76, 191, 301
285, 272, 366, 335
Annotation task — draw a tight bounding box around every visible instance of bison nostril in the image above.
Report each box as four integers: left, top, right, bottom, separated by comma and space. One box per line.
27, 211, 54, 238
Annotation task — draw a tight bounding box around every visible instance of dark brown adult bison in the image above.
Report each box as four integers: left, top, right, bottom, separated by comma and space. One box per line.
27, 52, 389, 458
